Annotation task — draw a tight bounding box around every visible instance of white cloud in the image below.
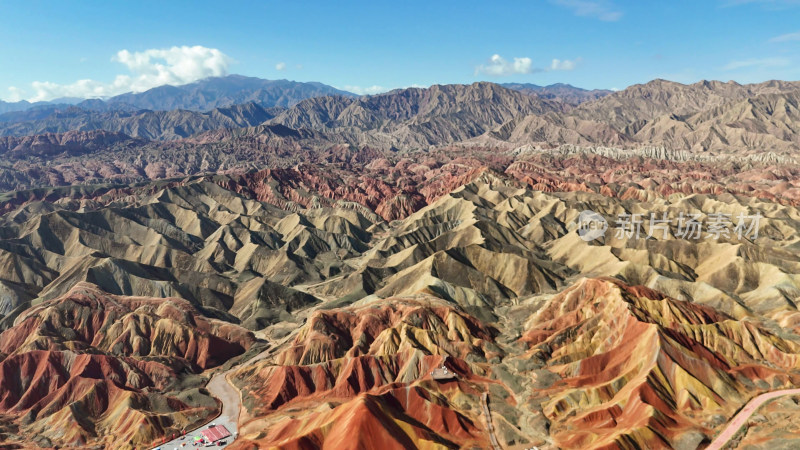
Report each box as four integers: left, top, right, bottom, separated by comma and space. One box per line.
476, 54, 539, 76
550, 57, 582, 71
19, 45, 232, 102
551, 0, 623, 21
5, 87, 23, 102
722, 57, 791, 70
342, 85, 387, 95
770, 30, 800, 42
275, 62, 286, 71
476, 54, 581, 77
339, 84, 427, 96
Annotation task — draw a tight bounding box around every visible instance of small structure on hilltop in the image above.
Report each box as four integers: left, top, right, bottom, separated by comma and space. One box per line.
430, 356, 456, 381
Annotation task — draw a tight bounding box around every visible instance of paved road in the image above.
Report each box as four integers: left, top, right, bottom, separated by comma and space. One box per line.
151, 372, 239, 449
149, 336, 290, 450
149, 317, 308, 450
481, 392, 502, 450
706, 388, 800, 450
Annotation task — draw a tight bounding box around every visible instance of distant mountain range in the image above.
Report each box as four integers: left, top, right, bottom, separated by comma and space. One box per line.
501, 82, 612, 105
0, 75, 610, 119
0, 75, 355, 116
7, 73, 800, 450
103, 74, 356, 110
0, 102, 280, 140
0, 97, 83, 115
0, 79, 581, 142
263, 82, 567, 148
3, 75, 800, 182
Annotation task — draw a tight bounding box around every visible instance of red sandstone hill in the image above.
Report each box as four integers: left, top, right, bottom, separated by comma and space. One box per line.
515, 278, 800, 449
3, 158, 800, 447
225, 277, 800, 449
218, 163, 497, 222
228, 297, 503, 449
1, 282, 255, 369
0, 282, 256, 448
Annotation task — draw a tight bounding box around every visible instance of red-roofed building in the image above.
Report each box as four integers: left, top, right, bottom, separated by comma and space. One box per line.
201, 425, 231, 443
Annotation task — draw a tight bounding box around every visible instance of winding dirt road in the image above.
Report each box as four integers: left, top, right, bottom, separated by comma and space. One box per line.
151, 372, 240, 449
150, 345, 276, 450
481, 392, 502, 450
706, 389, 800, 450
150, 306, 318, 449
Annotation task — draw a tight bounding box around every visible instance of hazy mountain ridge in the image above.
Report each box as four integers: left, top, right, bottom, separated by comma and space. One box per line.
0, 75, 351, 121
8, 76, 800, 155
0, 102, 281, 140
0, 97, 82, 115
103, 74, 356, 111
502, 82, 613, 105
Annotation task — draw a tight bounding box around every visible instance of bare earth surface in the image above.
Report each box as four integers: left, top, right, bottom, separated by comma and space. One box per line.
152, 342, 280, 450
8, 79, 800, 448
706, 389, 800, 450
151, 372, 242, 449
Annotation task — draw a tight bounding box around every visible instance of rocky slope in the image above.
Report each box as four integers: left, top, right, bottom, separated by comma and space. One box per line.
0, 130, 141, 158
572, 79, 800, 128
0, 283, 256, 448
3, 169, 800, 447
5, 78, 800, 194
262, 82, 566, 148
511, 278, 800, 448
229, 297, 497, 449
5, 76, 800, 448
631, 90, 800, 154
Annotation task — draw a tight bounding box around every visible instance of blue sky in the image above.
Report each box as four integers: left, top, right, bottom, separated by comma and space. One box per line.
1, 0, 799, 101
